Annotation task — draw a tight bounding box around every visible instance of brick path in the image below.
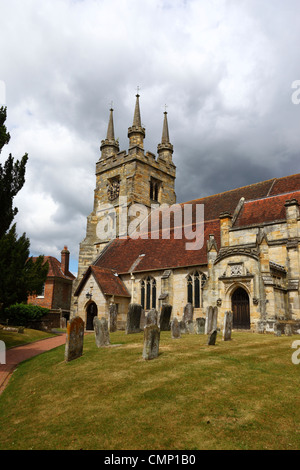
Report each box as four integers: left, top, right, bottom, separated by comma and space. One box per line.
0, 334, 66, 394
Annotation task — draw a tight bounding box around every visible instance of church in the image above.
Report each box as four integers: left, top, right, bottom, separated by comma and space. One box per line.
72, 94, 300, 334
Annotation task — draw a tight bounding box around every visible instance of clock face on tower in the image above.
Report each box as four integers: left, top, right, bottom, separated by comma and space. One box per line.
107, 179, 120, 201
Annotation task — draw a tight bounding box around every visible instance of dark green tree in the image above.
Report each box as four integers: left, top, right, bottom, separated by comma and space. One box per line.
0, 106, 28, 238
0, 107, 48, 311
0, 224, 49, 310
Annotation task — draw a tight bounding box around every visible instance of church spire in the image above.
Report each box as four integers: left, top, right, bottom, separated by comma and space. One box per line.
128, 92, 145, 149
100, 106, 119, 159
157, 110, 173, 162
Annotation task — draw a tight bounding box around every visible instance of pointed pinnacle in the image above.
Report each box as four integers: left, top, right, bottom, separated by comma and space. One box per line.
132, 94, 142, 127
106, 108, 115, 140
161, 111, 170, 144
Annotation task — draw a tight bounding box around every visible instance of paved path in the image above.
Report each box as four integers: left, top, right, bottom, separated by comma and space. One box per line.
0, 334, 66, 395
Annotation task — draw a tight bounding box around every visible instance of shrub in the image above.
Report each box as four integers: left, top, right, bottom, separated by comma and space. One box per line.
3, 303, 49, 326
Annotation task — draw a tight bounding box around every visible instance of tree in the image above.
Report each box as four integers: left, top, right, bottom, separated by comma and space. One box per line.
0, 224, 49, 310
0, 106, 28, 238
0, 107, 48, 310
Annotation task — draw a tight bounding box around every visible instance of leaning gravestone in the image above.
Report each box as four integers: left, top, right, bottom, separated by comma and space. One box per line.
146, 308, 158, 326
109, 303, 118, 332
183, 303, 194, 323
223, 311, 233, 341
159, 304, 172, 331
205, 306, 218, 334
143, 324, 160, 360
65, 316, 84, 362
94, 316, 110, 347
126, 303, 142, 334
207, 329, 217, 346
195, 317, 206, 335
171, 318, 181, 339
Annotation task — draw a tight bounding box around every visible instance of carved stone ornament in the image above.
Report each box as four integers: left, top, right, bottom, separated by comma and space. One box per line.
216, 298, 222, 307
107, 180, 120, 201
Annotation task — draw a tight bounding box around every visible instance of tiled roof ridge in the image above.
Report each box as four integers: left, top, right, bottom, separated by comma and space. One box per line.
241, 189, 300, 204
180, 172, 299, 205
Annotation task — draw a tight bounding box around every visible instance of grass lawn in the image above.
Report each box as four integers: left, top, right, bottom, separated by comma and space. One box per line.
0, 330, 300, 450
0, 326, 59, 349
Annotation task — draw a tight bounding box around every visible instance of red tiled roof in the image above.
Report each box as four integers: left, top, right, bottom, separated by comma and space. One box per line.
75, 266, 130, 297
95, 219, 220, 274
234, 191, 300, 228
31, 256, 75, 281
94, 173, 300, 274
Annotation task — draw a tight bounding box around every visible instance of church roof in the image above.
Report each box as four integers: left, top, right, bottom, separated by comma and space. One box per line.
94, 173, 300, 274
74, 266, 131, 297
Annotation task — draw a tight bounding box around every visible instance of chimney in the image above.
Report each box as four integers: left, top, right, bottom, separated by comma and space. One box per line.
61, 246, 70, 275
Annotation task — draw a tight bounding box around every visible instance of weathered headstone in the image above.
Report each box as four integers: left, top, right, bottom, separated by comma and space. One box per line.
183, 303, 194, 323
223, 311, 233, 341
146, 308, 158, 326
109, 303, 118, 332
186, 321, 195, 334
212, 306, 218, 332
94, 316, 110, 347
205, 306, 213, 334
207, 329, 217, 346
284, 324, 293, 336
171, 318, 181, 339
159, 304, 172, 331
0, 340, 6, 364
143, 324, 160, 360
179, 320, 187, 334
126, 303, 142, 334
65, 316, 84, 362
195, 317, 206, 335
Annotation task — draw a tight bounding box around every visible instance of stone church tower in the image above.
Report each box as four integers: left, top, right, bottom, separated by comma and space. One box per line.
75, 93, 176, 287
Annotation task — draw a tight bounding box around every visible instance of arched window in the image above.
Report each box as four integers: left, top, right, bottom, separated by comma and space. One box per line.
141, 276, 157, 310
186, 271, 207, 308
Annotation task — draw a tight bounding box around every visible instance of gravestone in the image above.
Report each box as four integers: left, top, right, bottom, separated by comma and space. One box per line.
126, 303, 142, 334
223, 311, 233, 341
65, 316, 84, 362
205, 306, 218, 334
171, 318, 181, 339
195, 317, 206, 335
186, 321, 195, 334
109, 303, 118, 332
143, 324, 160, 360
207, 329, 217, 346
94, 316, 110, 347
0, 340, 6, 364
159, 304, 172, 331
146, 308, 158, 326
284, 324, 293, 336
179, 320, 187, 334
183, 303, 194, 323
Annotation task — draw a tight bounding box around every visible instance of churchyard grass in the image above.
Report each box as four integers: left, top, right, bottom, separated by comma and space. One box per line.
0, 327, 58, 349
0, 330, 300, 450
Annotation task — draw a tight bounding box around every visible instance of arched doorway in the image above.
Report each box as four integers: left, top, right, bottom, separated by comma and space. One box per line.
231, 287, 250, 329
86, 302, 98, 330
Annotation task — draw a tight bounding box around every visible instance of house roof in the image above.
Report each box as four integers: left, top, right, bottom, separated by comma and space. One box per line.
31, 256, 75, 281
94, 173, 300, 275
74, 265, 131, 297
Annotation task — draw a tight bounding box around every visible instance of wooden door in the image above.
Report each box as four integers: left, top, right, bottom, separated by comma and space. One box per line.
231, 287, 250, 329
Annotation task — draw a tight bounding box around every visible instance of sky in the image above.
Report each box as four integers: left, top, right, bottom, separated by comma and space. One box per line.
0, 0, 299, 275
